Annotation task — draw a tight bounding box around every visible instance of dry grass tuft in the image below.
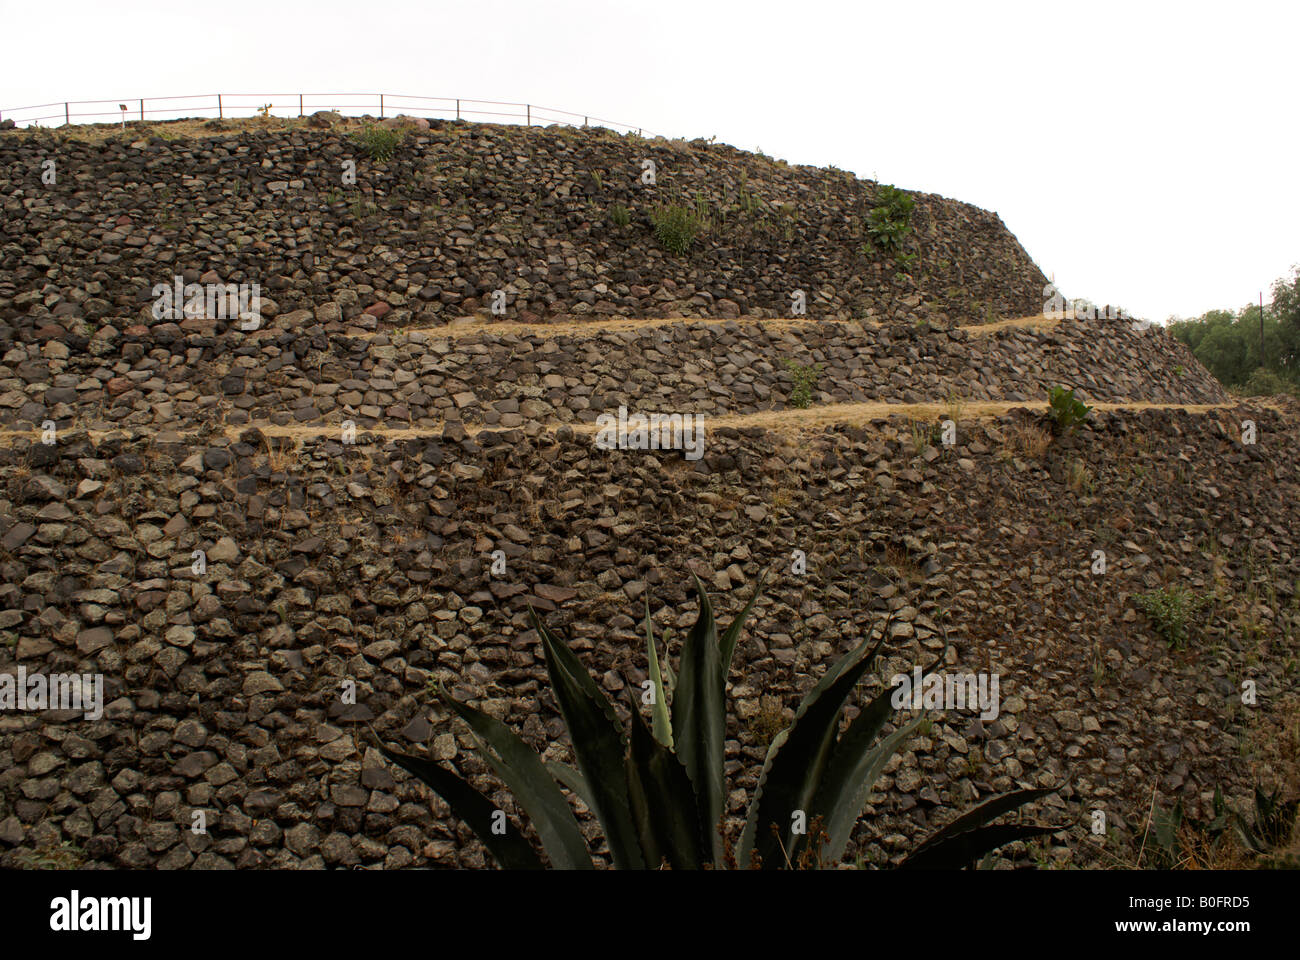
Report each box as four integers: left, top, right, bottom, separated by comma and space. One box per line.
1004, 419, 1051, 460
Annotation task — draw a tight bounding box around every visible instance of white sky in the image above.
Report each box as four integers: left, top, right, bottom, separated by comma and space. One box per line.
4, 0, 1295, 322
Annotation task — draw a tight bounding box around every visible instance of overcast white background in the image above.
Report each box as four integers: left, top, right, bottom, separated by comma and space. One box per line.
3, 0, 1295, 322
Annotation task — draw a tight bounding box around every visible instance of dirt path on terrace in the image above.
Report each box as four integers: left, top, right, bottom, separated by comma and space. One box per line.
343, 313, 1066, 341
0, 399, 1236, 447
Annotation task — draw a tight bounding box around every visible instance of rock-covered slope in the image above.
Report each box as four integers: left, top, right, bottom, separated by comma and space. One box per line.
0, 402, 1295, 869
0, 116, 1287, 873
0, 313, 1226, 435
1, 116, 1048, 336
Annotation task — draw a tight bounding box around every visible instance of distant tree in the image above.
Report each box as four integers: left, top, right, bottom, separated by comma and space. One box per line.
1270, 266, 1300, 372
1168, 267, 1300, 394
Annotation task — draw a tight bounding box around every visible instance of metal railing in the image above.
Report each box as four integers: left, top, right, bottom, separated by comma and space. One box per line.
0, 92, 660, 137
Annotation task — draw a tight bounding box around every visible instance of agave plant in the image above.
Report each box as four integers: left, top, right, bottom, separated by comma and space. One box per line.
378, 574, 1060, 869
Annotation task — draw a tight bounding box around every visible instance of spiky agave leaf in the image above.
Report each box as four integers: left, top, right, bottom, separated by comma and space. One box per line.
737, 616, 894, 869
660, 631, 676, 697
809, 634, 949, 863
898, 787, 1061, 869
532, 610, 646, 869
670, 573, 727, 864
545, 762, 593, 811
436, 683, 593, 869
375, 741, 543, 870
644, 596, 673, 748
810, 692, 926, 863
624, 690, 710, 869
720, 567, 770, 674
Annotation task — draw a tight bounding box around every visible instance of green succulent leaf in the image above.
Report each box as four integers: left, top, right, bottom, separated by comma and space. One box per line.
811, 643, 947, 862
899, 787, 1059, 869
670, 573, 727, 864
545, 762, 594, 811
660, 630, 676, 696
625, 692, 710, 869
814, 707, 926, 863
645, 596, 673, 748
437, 683, 593, 870
739, 618, 892, 869
376, 742, 543, 870
898, 822, 1062, 870
532, 610, 646, 869
719, 568, 768, 674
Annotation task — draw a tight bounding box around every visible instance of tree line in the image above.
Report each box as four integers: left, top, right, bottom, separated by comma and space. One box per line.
1168, 266, 1300, 395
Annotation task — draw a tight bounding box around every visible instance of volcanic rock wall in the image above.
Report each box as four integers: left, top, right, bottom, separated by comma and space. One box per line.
0, 315, 1226, 435
0, 117, 1285, 872
1, 118, 1049, 337
0, 402, 1295, 869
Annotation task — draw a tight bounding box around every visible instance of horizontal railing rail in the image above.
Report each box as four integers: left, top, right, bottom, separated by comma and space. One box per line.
0, 92, 661, 137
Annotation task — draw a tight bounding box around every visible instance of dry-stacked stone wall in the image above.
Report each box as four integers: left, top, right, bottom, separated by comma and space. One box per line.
0, 402, 1294, 869
0, 117, 1285, 873
1, 118, 1048, 339
0, 316, 1226, 433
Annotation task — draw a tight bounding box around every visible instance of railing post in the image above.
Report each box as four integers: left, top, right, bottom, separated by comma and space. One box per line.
299, 93, 303, 117
65, 102, 69, 126
218, 93, 223, 119
456, 99, 460, 120
140, 99, 144, 122
526, 104, 530, 126
379, 94, 384, 119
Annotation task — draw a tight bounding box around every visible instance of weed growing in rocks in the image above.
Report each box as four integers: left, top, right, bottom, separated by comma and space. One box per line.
864, 184, 915, 256
609, 203, 631, 227
1142, 787, 1299, 869
1066, 459, 1094, 494
1047, 385, 1091, 435
1134, 585, 1209, 649
15, 839, 84, 870
784, 359, 822, 408
352, 122, 403, 162
945, 390, 965, 429
651, 203, 702, 255
907, 418, 941, 456
749, 695, 788, 748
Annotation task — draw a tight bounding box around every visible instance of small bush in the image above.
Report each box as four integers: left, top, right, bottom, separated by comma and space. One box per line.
610, 203, 631, 228
1134, 585, 1208, 649
785, 359, 822, 408
1240, 368, 1295, 397
651, 204, 701, 255
865, 184, 915, 255
1047, 385, 1091, 435
353, 123, 403, 162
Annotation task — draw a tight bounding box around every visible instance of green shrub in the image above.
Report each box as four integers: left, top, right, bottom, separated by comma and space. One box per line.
865, 184, 915, 255
610, 203, 631, 228
1145, 785, 1299, 867
651, 204, 702, 255
1134, 585, 1208, 649
352, 122, 403, 162
1241, 368, 1294, 397
785, 359, 822, 409
1047, 385, 1091, 435
378, 574, 1061, 869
